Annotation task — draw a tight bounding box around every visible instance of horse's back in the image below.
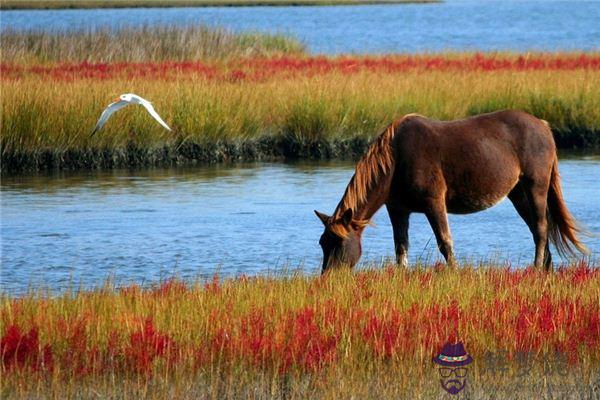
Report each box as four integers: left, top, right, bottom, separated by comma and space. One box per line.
391, 110, 556, 214
394, 110, 556, 169
398, 109, 552, 146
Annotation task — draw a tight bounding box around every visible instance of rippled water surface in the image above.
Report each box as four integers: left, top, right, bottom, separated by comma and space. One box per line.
2, 0, 599, 53
1, 156, 599, 294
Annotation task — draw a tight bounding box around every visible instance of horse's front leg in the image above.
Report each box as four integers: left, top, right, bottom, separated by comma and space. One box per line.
386, 205, 410, 267
424, 199, 456, 267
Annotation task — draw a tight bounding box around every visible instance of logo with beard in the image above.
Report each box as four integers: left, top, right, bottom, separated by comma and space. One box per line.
433, 341, 473, 395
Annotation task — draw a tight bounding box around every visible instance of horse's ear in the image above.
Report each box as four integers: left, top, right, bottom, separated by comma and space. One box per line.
341, 208, 353, 226
314, 210, 330, 225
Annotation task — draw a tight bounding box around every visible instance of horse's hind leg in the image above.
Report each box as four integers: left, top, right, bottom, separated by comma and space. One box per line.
508, 181, 552, 271
387, 205, 410, 267
424, 199, 456, 267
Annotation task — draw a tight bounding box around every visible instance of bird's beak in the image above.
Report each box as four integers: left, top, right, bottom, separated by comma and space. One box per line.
113, 97, 121, 103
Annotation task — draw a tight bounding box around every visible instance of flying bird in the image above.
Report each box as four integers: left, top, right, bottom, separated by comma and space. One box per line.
91, 93, 172, 135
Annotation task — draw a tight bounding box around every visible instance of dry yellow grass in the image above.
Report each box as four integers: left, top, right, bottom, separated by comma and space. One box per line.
2, 69, 599, 151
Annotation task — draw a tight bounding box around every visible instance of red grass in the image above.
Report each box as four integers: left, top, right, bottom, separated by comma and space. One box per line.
125, 318, 179, 374
1, 263, 598, 379
2, 53, 599, 82
1, 325, 53, 372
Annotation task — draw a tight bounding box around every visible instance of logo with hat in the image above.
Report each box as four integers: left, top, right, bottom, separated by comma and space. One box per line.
433, 341, 473, 395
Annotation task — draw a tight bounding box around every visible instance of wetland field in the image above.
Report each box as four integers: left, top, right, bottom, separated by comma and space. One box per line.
2, 27, 599, 172
2, 264, 599, 399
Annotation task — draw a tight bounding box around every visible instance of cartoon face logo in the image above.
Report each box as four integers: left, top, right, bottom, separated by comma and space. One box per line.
438, 365, 468, 395
433, 342, 473, 395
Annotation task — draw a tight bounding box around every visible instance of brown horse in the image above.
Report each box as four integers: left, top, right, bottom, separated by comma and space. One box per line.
315, 110, 587, 272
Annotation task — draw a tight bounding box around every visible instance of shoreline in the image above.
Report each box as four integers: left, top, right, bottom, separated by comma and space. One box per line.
3, 130, 598, 173
0, 0, 441, 10
2, 259, 598, 297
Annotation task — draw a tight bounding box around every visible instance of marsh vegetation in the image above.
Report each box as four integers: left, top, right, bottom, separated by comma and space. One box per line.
1, 263, 598, 399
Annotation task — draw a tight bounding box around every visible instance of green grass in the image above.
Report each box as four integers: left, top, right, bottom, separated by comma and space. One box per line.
1, 67, 599, 172
0, 0, 441, 9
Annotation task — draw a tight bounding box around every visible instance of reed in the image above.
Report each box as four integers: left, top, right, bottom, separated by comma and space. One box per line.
0, 0, 441, 9
1, 26, 306, 63
1, 262, 598, 399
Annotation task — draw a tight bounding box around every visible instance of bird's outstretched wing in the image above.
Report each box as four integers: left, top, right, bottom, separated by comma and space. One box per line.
91, 100, 130, 135
139, 100, 172, 131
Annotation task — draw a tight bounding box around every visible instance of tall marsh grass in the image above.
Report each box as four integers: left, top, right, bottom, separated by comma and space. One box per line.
1, 26, 306, 63
2, 65, 599, 171
1, 262, 598, 399
1, 52, 599, 171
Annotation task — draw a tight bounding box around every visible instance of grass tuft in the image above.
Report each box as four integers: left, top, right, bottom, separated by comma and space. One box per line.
1, 26, 306, 63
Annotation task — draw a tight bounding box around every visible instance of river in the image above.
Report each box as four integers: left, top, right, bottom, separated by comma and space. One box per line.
1, 0, 599, 54
1, 155, 598, 294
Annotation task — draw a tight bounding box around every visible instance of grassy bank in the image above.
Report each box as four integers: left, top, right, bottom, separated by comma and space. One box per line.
1, 30, 599, 173
1, 262, 598, 399
0, 0, 440, 9
1, 26, 306, 63
2, 54, 599, 172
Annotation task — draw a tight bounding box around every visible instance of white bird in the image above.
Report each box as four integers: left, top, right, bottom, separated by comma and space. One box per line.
91, 93, 172, 135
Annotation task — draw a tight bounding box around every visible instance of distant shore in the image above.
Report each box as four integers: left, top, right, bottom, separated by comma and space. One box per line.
0, 0, 441, 10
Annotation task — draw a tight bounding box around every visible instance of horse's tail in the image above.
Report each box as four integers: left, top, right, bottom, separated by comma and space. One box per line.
547, 156, 588, 257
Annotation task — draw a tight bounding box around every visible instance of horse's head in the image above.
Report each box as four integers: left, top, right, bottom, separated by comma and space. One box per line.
314, 208, 365, 273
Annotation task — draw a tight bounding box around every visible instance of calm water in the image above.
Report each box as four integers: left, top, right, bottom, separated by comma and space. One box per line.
1, 156, 599, 295
1, 0, 599, 53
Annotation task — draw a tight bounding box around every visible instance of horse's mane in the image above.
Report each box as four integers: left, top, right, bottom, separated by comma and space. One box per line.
331, 121, 398, 235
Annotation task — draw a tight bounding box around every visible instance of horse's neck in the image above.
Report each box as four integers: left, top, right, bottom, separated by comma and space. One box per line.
334, 169, 393, 222
333, 122, 397, 223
